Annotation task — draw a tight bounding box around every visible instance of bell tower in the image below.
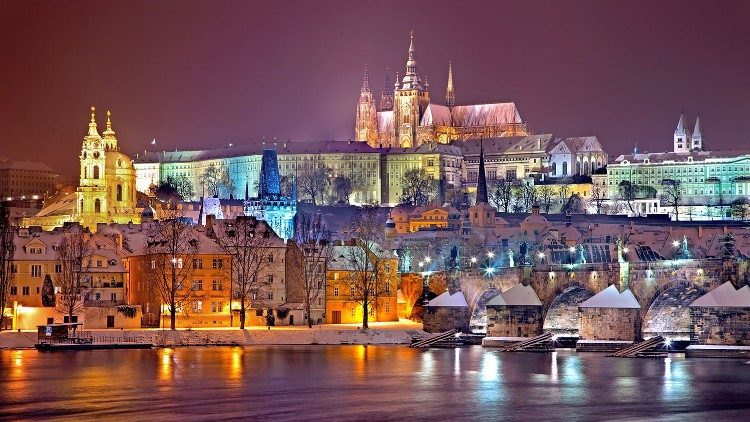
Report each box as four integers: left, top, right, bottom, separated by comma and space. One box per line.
393, 30, 430, 147
76, 107, 108, 227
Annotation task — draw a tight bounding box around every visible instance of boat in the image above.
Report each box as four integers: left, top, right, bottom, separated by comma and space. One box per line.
34, 323, 155, 351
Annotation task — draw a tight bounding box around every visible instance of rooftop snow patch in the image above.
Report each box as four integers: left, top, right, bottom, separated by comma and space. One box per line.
427, 291, 468, 307
486, 284, 542, 306
689, 282, 750, 307
579, 285, 640, 309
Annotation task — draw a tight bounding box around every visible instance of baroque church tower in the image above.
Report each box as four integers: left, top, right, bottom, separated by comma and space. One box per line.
393, 30, 430, 147
76, 107, 139, 231
355, 66, 378, 146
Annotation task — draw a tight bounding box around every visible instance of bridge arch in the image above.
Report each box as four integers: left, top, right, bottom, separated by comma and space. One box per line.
641, 279, 707, 340
542, 281, 596, 336
468, 288, 502, 333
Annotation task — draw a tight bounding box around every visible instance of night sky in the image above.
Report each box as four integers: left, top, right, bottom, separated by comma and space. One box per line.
2, 0, 750, 177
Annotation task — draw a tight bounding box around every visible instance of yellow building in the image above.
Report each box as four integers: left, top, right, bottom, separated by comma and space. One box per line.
23, 107, 141, 232
389, 204, 461, 234
325, 244, 398, 324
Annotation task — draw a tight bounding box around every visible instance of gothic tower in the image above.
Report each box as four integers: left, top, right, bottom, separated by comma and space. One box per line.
355, 66, 378, 146
379, 67, 393, 111
393, 30, 430, 148
445, 61, 455, 107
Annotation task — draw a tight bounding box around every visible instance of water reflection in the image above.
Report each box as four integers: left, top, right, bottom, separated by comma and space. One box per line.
0, 347, 747, 420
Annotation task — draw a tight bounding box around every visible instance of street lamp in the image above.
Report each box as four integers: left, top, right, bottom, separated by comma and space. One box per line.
672, 240, 680, 248
487, 251, 495, 258
424, 256, 431, 263
470, 256, 477, 264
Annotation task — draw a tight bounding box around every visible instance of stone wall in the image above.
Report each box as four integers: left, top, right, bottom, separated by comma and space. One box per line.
580, 308, 640, 341
486, 305, 542, 337
423, 306, 470, 333
690, 307, 750, 345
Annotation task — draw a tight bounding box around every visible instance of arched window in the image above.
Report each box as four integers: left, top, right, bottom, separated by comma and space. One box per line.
93, 165, 100, 179
551, 162, 557, 176
80, 199, 84, 212
562, 162, 568, 176
116, 184, 123, 201
584, 161, 590, 175
94, 198, 101, 213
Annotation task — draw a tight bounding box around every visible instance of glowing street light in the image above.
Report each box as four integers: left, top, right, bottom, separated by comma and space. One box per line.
672, 240, 680, 248
424, 256, 431, 263
470, 256, 477, 263
418, 261, 424, 268
485, 267, 495, 275
622, 247, 629, 254
538, 252, 545, 259
569, 246, 576, 253
487, 251, 495, 258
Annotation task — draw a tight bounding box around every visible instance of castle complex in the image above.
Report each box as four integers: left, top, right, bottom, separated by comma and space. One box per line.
355, 32, 528, 148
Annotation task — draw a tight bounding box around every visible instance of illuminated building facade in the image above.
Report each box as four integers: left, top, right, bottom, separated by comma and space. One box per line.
0, 160, 57, 200
244, 149, 297, 241
607, 113, 750, 219
356, 31, 528, 148
23, 108, 141, 231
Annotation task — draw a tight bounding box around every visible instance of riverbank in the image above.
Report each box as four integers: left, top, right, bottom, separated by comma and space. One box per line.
0, 321, 427, 349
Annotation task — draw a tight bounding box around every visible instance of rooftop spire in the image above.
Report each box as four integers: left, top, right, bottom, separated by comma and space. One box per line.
379, 66, 393, 111
87, 106, 100, 137
693, 114, 702, 136
675, 111, 686, 135
360, 65, 371, 93
400, 30, 424, 91
445, 61, 455, 107
476, 139, 489, 204
103, 110, 116, 137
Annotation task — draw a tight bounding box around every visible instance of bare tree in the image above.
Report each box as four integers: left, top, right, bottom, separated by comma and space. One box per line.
167, 175, 195, 201
332, 175, 353, 205
489, 178, 513, 212
200, 163, 234, 198
298, 166, 331, 205
401, 168, 436, 206
561, 193, 586, 214
55, 229, 91, 321
213, 216, 277, 329
343, 206, 392, 329
618, 180, 637, 214
144, 215, 201, 330
295, 212, 333, 328
522, 183, 537, 211
590, 183, 607, 214
661, 179, 682, 221
0, 204, 14, 331
511, 185, 525, 212
536, 185, 555, 213
731, 197, 750, 221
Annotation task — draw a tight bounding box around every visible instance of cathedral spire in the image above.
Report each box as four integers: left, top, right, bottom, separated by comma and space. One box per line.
691, 114, 703, 150
103, 110, 116, 137
476, 139, 489, 205
400, 30, 424, 91
87, 106, 100, 137
379, 66, 393, 111
360, 65, 372, 94
445, 61, 455, 107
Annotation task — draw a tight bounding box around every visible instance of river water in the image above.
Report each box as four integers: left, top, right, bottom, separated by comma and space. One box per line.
1, 346, 749, 421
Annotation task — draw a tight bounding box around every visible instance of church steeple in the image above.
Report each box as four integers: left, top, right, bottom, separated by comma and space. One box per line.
691, 114, 703, 151
399, 30, 424, 91
355, 65, 378, 145
445, 61, 455, 107
673, 111, 691, 153
102, 110, 118, 150
87, 106, 100, 138
379, 67, 393, 111
476, 139, 489, 204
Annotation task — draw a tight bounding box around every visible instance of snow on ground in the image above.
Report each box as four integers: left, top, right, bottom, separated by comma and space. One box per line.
580, 285, 640, 308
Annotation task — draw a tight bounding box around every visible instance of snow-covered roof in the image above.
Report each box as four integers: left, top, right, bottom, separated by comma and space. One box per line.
0, 159, 56, 172
420, 104, 452, 126
451, 103, 522, 127
580, 285, 640, 309
486, 284, 542, 306
689, 282, 750, 307
427, 291, 468, 307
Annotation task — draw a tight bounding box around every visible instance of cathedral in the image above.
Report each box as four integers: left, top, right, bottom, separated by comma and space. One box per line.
24, 108, 141, 232
355, 31, 529, 148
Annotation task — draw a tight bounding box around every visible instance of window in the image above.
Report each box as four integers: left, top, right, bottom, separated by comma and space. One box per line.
192, 301, 203, 313
94, 198, 101, 213
93, 165, 100, 179
10, 286, 17, 296
95, 292, 101, 301
385, 302, 390, 313
256, 308, 263, 316
268, 291, 274, 300
22, 286, 30, 295
110, 293, 117, 301
334, 272, 339, 280
30, 264, 42, 277
350, 308, 355, 317
266, 274, 273, 284
97, 260, 102, 267
55, 263, 62, 273
193, 279, 203, 290
150, 260, 156, 269
334, 287, 339, 297
350, 287, 355, 296
212, 258, 223, 269
385, 283, 391, 293
212, 279, 223, 291
192, 258, 203, 269
116, 184, 123, 201
268, 254, 273, 263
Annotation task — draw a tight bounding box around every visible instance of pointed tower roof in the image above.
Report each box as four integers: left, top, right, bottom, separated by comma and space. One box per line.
379, 66, 393, 111
693, 114, 702, 137
103, 110, 116, 138
360, 65, 372, 94
400, 30, 425, 91
675, 111, 687, 135
445, 61, 455, 107
87, 106, 100, 138
476, 139, 489, 204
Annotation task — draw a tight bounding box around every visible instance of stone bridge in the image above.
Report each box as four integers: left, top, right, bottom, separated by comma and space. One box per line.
454, 257, 736, 338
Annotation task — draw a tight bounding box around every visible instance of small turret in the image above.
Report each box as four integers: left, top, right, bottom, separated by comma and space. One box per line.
691, 114, 703, 151
445, 61, 455, 107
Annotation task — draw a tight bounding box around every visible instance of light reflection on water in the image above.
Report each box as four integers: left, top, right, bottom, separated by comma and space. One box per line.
1, 346, 749, 420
